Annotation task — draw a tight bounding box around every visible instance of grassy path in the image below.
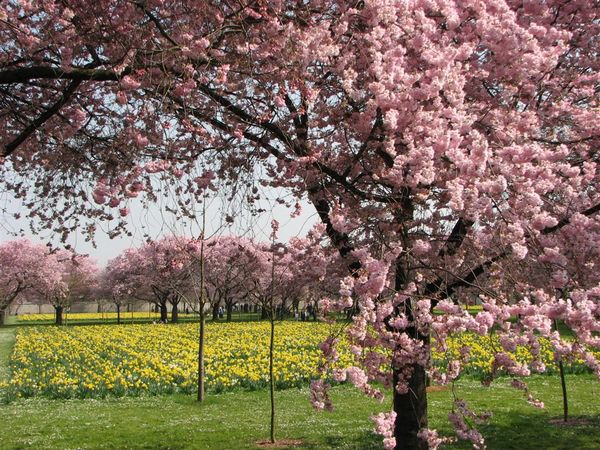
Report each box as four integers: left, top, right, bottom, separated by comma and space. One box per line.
0, 326, 16, 381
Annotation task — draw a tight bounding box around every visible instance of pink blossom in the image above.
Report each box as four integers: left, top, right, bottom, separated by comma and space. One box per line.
120, 75, 141, 90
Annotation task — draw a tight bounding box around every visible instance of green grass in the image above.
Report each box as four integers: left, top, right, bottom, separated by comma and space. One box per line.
0, 326, 16, 381
0, 375, 598, 449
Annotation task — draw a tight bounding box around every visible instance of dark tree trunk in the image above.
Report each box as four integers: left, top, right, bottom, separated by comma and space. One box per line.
278, 299, 286, 320
212, 302, 220, 321
171, 301, 179, 323
226, 302, 233, 322
116, 304, 121, 324
554, 320, 569, 422
55, 305, 64, 325
0, 308, 6, 326
261, 304, 269, 320
345, 298, 358, 320
393, 361, 428, 450
160, 302, 168, 323
393, 232, 428, 449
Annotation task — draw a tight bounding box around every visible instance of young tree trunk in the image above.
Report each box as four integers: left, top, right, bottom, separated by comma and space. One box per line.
171, 301, 179, 323
55, 305, 64, 325
269, 308, 276, 443
197, 202, 207, 402
558, 359, 568, 422
116, 304, 121, 324
554, 320, 569, 422
197, 306, 205, 401
226, 302, 233, 322
0, 308, 5, 326
160, 302, 168, 323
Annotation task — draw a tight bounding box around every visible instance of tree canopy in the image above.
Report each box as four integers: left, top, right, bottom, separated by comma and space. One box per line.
1, 1, 599, 448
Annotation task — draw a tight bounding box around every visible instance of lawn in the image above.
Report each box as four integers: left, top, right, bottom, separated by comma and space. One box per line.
0, 375, 598, 449
0, 326, 15, 382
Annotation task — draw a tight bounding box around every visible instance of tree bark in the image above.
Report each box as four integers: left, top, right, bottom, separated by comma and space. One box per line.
55, 305, 64, 325
0, 308, 5, 326
269, 308, 276, 443
212, 302, 220, 321
198, 306, 206, 401
393, 362, 428, 450
171, 300, 179, 323
261, 304, 268, 320
116, 304, 121, 324
226, 301, 233, 322
554, 320, 569, 422
159, 301, 168, 323
393, 234, 428, 449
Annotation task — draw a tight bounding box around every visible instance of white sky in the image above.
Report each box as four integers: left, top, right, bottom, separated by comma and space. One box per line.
0, 188, 319, 267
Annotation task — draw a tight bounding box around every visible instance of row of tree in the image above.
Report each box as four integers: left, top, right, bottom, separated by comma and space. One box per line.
0, 234, 343, 325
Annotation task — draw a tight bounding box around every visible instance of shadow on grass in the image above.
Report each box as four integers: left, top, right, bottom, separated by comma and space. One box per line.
296, 432, 382, 450
447, 412, 600, 450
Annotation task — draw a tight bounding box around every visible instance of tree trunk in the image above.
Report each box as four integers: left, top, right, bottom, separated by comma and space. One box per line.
197, 306, 205, 401
393, 236, 428, 449
197, 205, 207, 402
261, 304, 268, 320
554, 321, 568, 422
160, 302, 168, 323
212, 302, 220, 321
171, 301, 179, 323
116, 304, 121, 324
269, 309, 276, 443
55, 305, 64, 325
393, 362, 428, 450
0, 308, 5, 326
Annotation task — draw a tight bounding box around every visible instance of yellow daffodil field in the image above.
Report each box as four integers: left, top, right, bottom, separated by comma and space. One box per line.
3, 322, 354, 398
1, 321, 596, 400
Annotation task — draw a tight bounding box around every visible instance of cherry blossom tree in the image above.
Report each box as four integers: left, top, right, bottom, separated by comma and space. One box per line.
105, 237, 194, 323
1, 1, 599, 448
48, 250, 98, 325
0, 239, 62, 325
99, 257, 137, 324
104, 248, 158, 318
199, 235, 262, 321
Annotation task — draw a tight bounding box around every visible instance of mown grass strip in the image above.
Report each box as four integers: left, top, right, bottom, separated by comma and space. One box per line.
0, 376, 598, 449
0, 326, 16, 381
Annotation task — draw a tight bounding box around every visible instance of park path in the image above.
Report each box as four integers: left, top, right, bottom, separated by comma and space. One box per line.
0, 327, 16, 381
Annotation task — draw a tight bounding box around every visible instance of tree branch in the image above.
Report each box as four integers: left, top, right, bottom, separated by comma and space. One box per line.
0, 66, 128, 83
2, 79, 82, 157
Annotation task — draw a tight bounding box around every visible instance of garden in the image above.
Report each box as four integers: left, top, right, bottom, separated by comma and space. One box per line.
1, 1, 599, 449
0, 318, 599, 449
